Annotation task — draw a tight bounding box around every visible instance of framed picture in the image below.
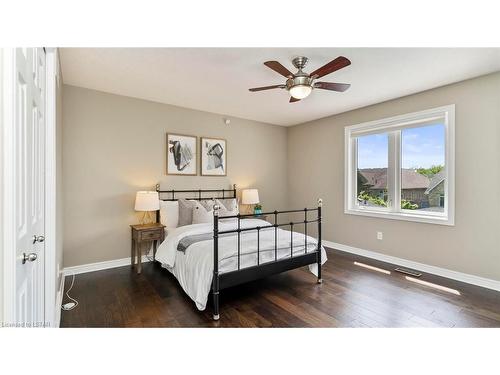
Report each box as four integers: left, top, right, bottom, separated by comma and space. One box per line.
200, 137, 227, 176
166, 133, 197, 175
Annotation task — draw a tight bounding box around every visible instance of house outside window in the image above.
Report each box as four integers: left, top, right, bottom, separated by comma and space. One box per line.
345, 105, 455, 225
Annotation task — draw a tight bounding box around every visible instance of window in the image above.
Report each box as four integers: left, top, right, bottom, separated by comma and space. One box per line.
356, 133, 388, 210
345, 105, 455, 225
401, 124, 445, 213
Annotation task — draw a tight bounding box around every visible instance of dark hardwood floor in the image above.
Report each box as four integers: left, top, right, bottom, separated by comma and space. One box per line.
60, 248, 500, 327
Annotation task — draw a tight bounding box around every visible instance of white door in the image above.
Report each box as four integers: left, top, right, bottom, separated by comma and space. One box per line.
14, 47, 46, 327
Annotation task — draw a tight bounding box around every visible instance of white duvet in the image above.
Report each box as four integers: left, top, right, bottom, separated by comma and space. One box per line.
155, 218, 327, 310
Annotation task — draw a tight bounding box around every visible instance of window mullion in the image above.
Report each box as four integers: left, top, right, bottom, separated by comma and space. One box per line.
351, 137, 358, 210
394, 131, 401, 213
388, 131, 401, 213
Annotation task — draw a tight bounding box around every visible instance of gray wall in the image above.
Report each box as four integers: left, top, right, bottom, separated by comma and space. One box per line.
62, 73, 500, 282
62, 85, 288, 267
287, 72, 500, 281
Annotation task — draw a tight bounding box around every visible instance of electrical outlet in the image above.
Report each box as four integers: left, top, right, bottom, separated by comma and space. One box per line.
377, 231, 383, 240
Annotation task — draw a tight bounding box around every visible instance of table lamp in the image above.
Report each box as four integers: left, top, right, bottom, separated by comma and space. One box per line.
242, 189, 260, 214
135, 191, 160, 224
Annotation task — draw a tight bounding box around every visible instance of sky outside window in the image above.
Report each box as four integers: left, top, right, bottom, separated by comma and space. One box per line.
357, 133, 388, 169
401, 124, 445, 169
357, 124, 444, 169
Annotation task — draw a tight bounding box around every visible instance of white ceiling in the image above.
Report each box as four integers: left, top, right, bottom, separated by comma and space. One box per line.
59, 48, 500, 126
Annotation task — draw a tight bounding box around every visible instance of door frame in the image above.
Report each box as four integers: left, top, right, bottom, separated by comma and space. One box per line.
44, 48, 58, 327
1, 48, 58, 327
2, 48, 17, 324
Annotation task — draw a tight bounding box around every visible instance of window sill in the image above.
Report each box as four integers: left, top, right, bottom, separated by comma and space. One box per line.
345, 208, 454, 226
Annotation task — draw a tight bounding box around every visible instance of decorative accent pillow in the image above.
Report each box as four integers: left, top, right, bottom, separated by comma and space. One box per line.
216, 198, 239, 217
198, 199, 216, 211
159, 200, 179, 229
177, 199, 197, 227
192, 201, 214, 224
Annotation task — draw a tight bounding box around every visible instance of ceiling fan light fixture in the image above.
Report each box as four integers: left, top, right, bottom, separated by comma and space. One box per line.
289, 84, 312, 99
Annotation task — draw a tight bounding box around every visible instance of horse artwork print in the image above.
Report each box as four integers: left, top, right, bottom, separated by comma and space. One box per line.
167, 133, 197, 175
201, 137, 227, 176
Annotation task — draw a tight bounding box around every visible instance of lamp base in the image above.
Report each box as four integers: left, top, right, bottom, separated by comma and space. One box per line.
140, 211, 155, 225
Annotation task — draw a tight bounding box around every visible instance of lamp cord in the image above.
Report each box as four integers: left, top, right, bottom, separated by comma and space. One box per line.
61, 273, 79, 311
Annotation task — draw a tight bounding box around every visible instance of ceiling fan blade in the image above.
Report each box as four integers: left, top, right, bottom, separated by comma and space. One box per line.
289, 97, 301, 103
310, 56, 351, 79
264, 61, 293, 78
249, 84, 286, 92
314, 82, 351, 92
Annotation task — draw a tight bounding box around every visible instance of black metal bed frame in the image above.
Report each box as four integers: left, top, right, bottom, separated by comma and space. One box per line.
155, 184, 322, 321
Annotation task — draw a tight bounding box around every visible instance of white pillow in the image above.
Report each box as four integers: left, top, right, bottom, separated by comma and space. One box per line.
159, 200, 179, 229
178, 199, 197, 227
192, 201, 214, 224
216, 198, 239, 217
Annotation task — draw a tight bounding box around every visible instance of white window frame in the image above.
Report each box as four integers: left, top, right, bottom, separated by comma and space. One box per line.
344, 105, 455, 226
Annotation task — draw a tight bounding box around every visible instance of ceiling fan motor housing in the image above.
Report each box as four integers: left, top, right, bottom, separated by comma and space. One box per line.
287, 56, 313, 92
292, 56, 309, 70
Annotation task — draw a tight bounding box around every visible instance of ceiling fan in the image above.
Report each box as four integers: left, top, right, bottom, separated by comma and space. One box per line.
249, 56, 351, 103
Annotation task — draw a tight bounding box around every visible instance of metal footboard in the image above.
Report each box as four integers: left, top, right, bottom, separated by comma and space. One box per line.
211, 199, 323, 321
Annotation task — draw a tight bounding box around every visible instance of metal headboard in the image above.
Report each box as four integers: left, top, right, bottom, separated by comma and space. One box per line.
155, 184, 237, 222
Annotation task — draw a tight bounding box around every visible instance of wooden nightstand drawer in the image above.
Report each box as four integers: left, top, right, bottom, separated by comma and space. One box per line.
140, 229, 162, 241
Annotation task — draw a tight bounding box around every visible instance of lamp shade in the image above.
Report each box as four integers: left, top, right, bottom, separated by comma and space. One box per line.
241, 189, 259, 205
134, 191, 160, 211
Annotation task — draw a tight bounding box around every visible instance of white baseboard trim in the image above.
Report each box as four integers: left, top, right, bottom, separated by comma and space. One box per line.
63, 255, 152, 276
55, 273, 65, 328
324, 240, 500, 292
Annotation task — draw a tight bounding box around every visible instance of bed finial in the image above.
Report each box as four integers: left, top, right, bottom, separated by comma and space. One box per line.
213, 203, 220, 217
317, 198, 323, 207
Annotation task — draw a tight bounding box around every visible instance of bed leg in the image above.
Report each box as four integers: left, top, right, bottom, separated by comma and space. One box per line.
317, 250, 322, 284
317, 261, 323, 284
213, 291, 220, 321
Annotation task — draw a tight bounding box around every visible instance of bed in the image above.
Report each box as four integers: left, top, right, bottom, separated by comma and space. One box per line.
154, 185, 327, 320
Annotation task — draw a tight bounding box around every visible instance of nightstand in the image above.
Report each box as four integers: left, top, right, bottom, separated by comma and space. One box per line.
130, 223, 165, 274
